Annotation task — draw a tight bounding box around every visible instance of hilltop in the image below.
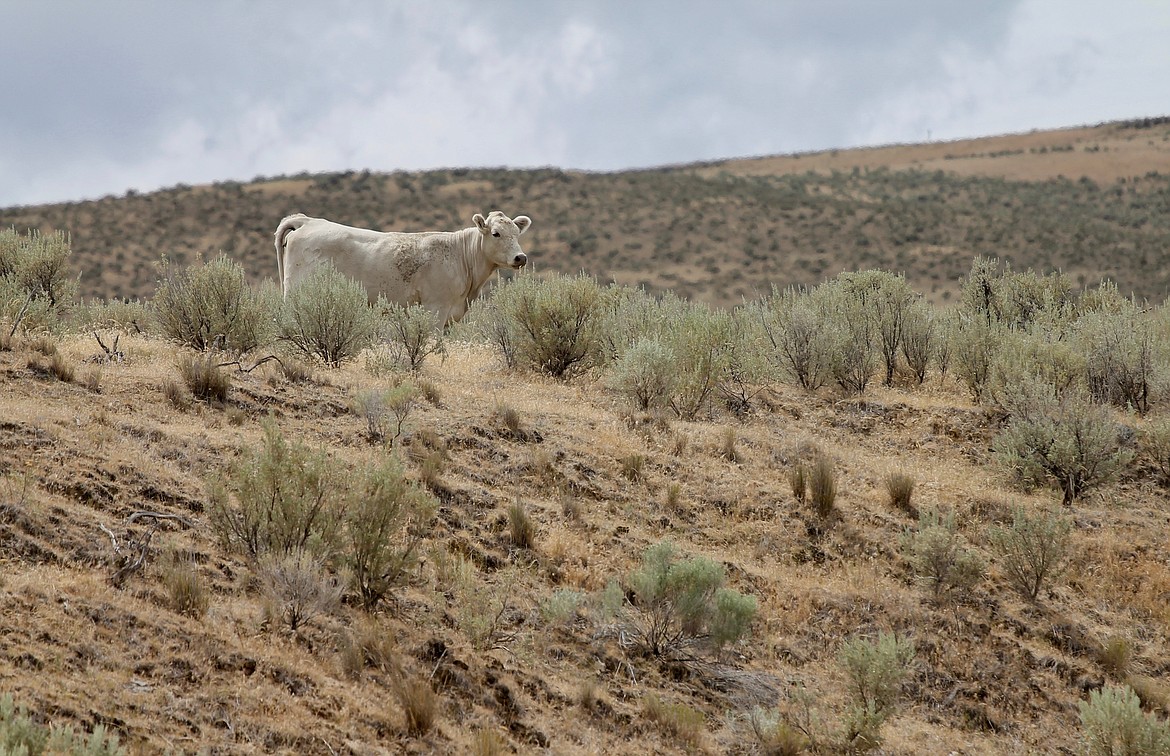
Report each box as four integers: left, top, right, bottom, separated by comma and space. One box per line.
2, 118, 1170, 309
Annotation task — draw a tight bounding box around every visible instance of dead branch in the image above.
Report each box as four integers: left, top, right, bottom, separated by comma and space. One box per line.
92, 331, 124, 362
126, 510, 195, 528
110, 525, 158, 587
216, 354, 284, 373
6, 296, 32, 341
98, 522, 120, 552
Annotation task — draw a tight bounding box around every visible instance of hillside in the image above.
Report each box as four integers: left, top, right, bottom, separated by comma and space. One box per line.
2, 327, 1160, 756
2, 118, 1170, 309
2, 294, 1170, 752
2, 121, 1170, 753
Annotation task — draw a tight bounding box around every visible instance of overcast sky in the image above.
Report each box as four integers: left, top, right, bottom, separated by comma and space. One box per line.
2, 0, 1167, 208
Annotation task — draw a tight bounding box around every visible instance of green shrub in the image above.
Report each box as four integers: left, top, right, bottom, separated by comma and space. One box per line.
607, 338, 677, 411
663, 303, 736, 419
988, 326, 1084, 413
342, 456, 436, 609
278, 263, 381, 367
838, 632, 916, 751
1142, 416, 1170, 485
540, 588, 585, 625
380, 304, 445, 371
70, 297, 150, 335
0, 692, 125, 755
1076, 306, 1162, 414
901, 508, 984, 601
900, 299, 935, 385
473, 273, 604, 378
716, 309, 769, 415
352, 382, 416, 444
848, 270, 916, 387
259, 550, 344, 631
993, 383, 1131, 505
207, 421, 343, 560
759, 285, 832, 391
958, 257, 1075, 331
626, 541, 756, 655
819, 277, 879, 394
0, 228, 77, 338
988, 506, 1071, 600
949, 316, 1000, 402
1079, 685, 1170, 756
152, 254, 274, 355
749, 705, 810, 756
594, 284, 671, 365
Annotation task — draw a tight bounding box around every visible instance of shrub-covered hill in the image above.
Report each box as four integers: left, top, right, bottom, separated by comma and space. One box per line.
2, 118, 1170, 310
2, 228, 1170, 752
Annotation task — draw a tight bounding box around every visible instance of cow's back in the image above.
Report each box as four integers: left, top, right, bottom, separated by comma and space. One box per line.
282, 218, 457, 307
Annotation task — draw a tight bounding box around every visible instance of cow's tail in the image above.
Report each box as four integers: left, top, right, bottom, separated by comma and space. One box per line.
274, 213, 309, 293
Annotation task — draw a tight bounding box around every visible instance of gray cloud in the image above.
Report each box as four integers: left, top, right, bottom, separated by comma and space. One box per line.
1, 0, 1165, 207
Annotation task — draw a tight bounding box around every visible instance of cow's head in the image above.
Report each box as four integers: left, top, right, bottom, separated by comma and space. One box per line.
474, 211, 531, 269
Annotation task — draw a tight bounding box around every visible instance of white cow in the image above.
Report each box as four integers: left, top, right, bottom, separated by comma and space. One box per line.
274, 211, 532, 325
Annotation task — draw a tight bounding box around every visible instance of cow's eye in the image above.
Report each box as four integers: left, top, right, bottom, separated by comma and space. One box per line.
492, 231, 500, 237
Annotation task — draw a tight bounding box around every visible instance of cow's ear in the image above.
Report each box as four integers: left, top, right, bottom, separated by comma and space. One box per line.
473, 214, 488, 233
513, 215, 532, 234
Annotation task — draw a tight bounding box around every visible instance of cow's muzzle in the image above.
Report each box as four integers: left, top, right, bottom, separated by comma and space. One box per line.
511, 253, 528, 269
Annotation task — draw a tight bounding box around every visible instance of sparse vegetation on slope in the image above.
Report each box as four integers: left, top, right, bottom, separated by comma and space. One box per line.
4, 120, 1170, 310
2, 149, 1170, 753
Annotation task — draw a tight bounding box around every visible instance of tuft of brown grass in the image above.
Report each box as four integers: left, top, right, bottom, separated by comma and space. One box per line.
471, 728, 507, 756
808, 454, 837, 518
161, 556, 210, 619
49, 351, 75, 383
276, 357, 315, 384
178, 353, 230, 403
619, 453, 645, 482
789, 464, 807, 504
495, 402, 523, 436
393, 674, 439, 737
1096, 635, 1133, 679
884, 471, 916, 515
642, 693, 705, 749
339, 619, 397, 678
508, 498, 536, 550
664, 481, 684, 512
162, 378, 192, 410
416, 378, 442, 406
29, 334, 57, 356
560, 489, 583, 522
719, 427, 741, 463
527, 448, 558, 482
79, 367, 102, 393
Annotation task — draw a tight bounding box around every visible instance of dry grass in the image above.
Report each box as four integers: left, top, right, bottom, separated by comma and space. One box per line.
507, 498, 536, 550
0, 333, 1167, 754
884, 471, 916, 515
393, 674, 439, 736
